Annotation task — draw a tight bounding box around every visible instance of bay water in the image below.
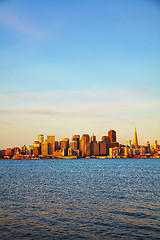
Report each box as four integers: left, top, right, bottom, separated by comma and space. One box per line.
0, 159, 160, 239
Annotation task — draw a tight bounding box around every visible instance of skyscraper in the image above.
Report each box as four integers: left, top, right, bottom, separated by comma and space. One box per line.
80, 134, 90, 157
91, 133, 97, 142
41, 141, 48, 156
108, 130, 116, 143
47, 135, 55, 155
38, 134, 44, 143
133, 127, 139, 149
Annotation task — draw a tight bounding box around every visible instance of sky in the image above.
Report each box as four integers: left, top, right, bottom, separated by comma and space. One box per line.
0, 0, 160, 148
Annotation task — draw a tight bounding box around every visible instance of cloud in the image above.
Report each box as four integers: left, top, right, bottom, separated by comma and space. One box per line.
0, 7, 47, 39
0, 107, 104, 118
0, 86, 159, 129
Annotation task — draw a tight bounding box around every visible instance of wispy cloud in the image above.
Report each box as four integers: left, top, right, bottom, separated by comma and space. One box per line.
0, 7, 47, 39
0, 87, 159, 116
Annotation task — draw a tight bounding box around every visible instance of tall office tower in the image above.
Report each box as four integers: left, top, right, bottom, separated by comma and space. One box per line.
60, 138, 69, 150
41, 141, 48, 156
153, 140, 158, 150
101, 136, 110, 155
126, 139, 132, 146
38, 134, 44, 143
72, 135, 80, 149
91, 133, 97, 142
33, 141, 41, 155
80, 134, 90, 157
101, 136, 109, 143
133, 127, 139, 149
108, 130, 116, 143
13, 147, 20, 155
55, 141, 59, 151
72, 135, 80, 140
47, 135, 55, 155
28, 145, 33, 155
21, 145, 27, 155
124, 146, 129, 156
70, 140, 78, 150
90, 142, 99, 156
146, 141, 150, 148
99, 141, 107, 155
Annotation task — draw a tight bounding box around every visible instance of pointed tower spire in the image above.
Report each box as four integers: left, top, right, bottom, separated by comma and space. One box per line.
133, 127, 138, 149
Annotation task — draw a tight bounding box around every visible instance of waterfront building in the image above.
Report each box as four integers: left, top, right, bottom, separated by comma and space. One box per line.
154, 140, 158, 150
70, 140, 78, 150
124, 146, 129, 156
0, 150, 5, 158
101, 136, 110, 155
55, 141, 59, 151
108, 130, 116, 143
38, 134, 44, 143
33, 146, 40, 156
133, 127, 139, 149
90, 142, 99, 156
72, 135, 80, 148
129, 147, 134, 156
60, 138, 69, 150
28, 145, 33, 155
80, 134, 90, 157
13, 147, 20, 155
41, 141, 48, 156
54, 150, 63, 157
47, 135, 55, 155
5, 148, 14, 157
21, 145, 27, 155
33, 141, 41, 155
91, 133, 97, 142
68, 148, 79, 157
72, 135, 80, 140
101, 136, 109, 143
109, 147, 119, 158
146, 141, 150, 149
99, 141, 107, 155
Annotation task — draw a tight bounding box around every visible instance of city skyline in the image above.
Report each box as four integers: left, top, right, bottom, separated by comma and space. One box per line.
0, 0, 160, 148
1, 128, 159, 159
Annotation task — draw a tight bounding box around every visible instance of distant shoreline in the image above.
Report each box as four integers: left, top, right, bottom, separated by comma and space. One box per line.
0, 156, 159, 160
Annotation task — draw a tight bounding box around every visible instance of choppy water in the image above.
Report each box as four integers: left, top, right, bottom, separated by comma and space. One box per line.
0, 159, 160, 239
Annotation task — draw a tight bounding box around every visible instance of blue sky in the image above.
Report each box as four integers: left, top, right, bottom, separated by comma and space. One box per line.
0, 0, 160, 148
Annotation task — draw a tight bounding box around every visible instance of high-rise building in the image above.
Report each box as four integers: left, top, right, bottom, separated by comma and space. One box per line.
55, 141, 59, 151
146, 141, 150, 148
21, 145, 27, 155
101, 136, 110, 155
72, 135, 80, 149
60, 138, 69, 150
91, 133, 97, 142
28, 145, 33, 155
47, 135, 55, 155
153, 140, 158, 150
133, 127, 139, 149
33, 141, 41, 155
72, 135, 80, 140
38, 134, 44, 143
90, 142, 99, 156
70, 140, 78, 150
99, 141, 107, 155
13, 147, 20, 155
41, 141, 48, 156
5, 148, 14, 157
101, 136, 110, 143
108, 130, 116, 143
80, 134, 90, 157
